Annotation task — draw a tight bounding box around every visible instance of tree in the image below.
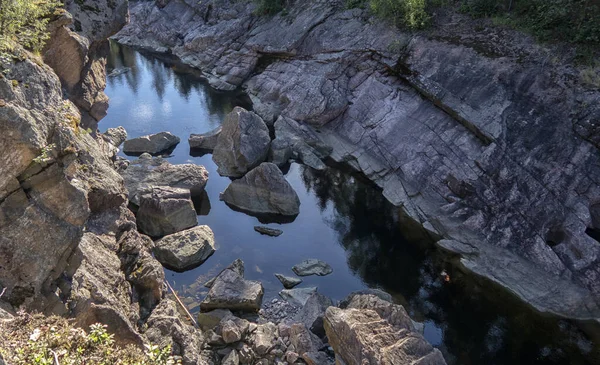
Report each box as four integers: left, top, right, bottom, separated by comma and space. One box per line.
0, 0, 61, 52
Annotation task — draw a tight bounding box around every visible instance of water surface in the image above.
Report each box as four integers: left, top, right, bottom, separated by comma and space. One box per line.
103, 42, 600, 365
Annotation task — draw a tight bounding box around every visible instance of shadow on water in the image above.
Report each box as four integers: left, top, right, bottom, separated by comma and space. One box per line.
103, 42, 600, 365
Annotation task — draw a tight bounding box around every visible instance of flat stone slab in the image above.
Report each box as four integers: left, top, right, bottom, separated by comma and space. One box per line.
292, 259, 333, 277
153, 225, 216, 271
279, 287, 318, 306
254, 226, 283, 237
201, 260, 264, 312
123, 131, 180, 155
275, 273, 302, 289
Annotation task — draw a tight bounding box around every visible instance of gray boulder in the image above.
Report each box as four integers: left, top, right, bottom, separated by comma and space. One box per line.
121, 155, 208, 206
103, 126, 127, 147
293, 292, 333, 338
212, 107, 271, 177
153, 225, 215, 271
274, 273, 302, 289
279, 287, 318, 306
292, 259, 333, 277
197, 309, 233, 331
136, 186, 198, 237
220, 162, 300, 217
270, 116, 331, 170
189, 126, 222, 151
123, 131, 180, 155
338, 289, 393, 309
201, 260, 264, 312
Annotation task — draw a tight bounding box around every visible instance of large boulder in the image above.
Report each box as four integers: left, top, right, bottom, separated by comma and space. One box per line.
292, 292, 333, 338
324, 295, 447, 365
220, 162, 300, 217
189, 126, 222, 151
212, 107, 271, 177
136, 186, 198, 237
153, 225, 216, 271
121, 155, 209, 206
200, 260, 264, 312
123, 131, 180, 155
270, 116, 331, 170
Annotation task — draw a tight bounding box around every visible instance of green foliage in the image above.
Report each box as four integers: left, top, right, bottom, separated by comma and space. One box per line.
33, 143, 56, 164
0, 0, 62, 52
346, 0, 430, 28
254, 0, 285, 15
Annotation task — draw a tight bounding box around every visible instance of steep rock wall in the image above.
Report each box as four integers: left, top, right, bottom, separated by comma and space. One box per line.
116, 0, 600, 320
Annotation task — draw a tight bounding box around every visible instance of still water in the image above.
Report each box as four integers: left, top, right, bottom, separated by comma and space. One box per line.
102, 42, 599, 365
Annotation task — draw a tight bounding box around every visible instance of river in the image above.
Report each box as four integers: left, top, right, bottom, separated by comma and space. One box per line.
101, 41, 599, 365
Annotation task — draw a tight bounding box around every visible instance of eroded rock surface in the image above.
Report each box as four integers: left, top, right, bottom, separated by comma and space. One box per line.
201, 260, 264, 312
153, 225, 215, 271
123, 132, 181, 155
189, 126, 222, 151
292, 259, 333, 277
136, 186, 198, 237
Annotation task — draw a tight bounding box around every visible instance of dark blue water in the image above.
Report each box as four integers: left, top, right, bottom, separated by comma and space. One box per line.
102, 42, 600, 365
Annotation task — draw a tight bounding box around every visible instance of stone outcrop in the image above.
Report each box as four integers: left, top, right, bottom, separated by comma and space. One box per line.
153, 225, 216, 271
324, 294, 446, 365
103, 126, 128, 147
212, 107, 271, 178
123, 131, 181, 155
136, 186, 198, 238
120, 154, 209, 206
220, 162, 301, 218
117, 0, 600, 320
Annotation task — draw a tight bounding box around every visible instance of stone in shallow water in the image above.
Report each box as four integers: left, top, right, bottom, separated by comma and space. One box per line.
136, 186, 198, 237
201, 260, 264, 312
123, 131, 180, 155
153, 225, 215, 271
274, 273, 302, 289
212, 107, 271, 177
279, 287, 318, 306
292, 259, 333, 277
189, 126, 222, 151
254, 226, 283, 237
221, 162, 300, 218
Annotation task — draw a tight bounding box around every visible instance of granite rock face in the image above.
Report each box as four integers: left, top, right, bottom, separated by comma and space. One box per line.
118, 0, 600, 319
221, 162, 301, 217
153, 225, 216, 271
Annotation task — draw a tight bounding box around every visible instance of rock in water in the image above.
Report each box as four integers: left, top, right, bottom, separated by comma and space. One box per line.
103, 126, 127, 147
279, 287, 318, 306
123, 131, 180, 155
324, 294, 447, 365
201, 260, 264, 312
221, 162, 300, 217
153, 225, 215, 271
212, 107, 271, 177
254, 226, 283, 237
136, 186, 198, 237
292, 259, 333, 277
121, 155, 208, 206
189, 126, 222, 151
274, 273, 302, 289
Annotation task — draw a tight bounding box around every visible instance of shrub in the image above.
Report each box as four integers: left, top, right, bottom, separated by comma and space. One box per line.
369, 0, 430, 28
254, 0, 286, 14
0, 0, 61, 52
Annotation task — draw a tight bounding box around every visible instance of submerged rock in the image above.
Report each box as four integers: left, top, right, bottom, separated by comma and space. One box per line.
324, 295, 447, 365
103, 126, 127, 147
136, 186, 198, 237
254, 226, 283, 237
275, 273, 302, 289
123, 131, 180, 155
201, 260, 264, 312
121, 155, 208, 206
153, 225, 215, 271
221, 162, 300, 217
189, 126, 222, 151
212, 107, 271, 177
292, 259, 333, 277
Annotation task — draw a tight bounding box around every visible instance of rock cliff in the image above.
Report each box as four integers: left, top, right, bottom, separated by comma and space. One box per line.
116, 0, 600, 319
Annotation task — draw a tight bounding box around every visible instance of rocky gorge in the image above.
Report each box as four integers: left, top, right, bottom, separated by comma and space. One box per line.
0, 0, 599, 364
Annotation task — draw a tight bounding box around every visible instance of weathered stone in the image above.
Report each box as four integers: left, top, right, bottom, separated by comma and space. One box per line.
238, 343, 255, 364
103, 126, 127, 147
324, 295, 446, 365
136, 186, 198, 237
279, 287, 317, 307
189, 126, 222, 151
123, 131, 181, 155
252, 322, 278, 356
205, 259, 245, 289
221, 162, 300, 217
223, 349, 240, 365
302, 352, 333, 365
293, 292, 333, 338
213, 107, 271, 177
201, 260, 264, 312
121, 155, 209, 206
255, 226, 284, 237
221, 319, 243, 344
153, 225, 215, 271
292, 259, 333, 277
197, 309, 233, 331
289, 323, 323, 357
339, 289, 393, 309
274, 274, 302, 289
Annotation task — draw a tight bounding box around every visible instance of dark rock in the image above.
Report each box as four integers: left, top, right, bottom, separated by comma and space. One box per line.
136, 186, 198, 237
204, 259, 245, 289
201, 260, 264, 312
255, 226, 283, 237
123, 131, 180, 155
274, 273, 302, 289
293, 292, 333, 339
221, 163, 300, 217
302, 351, 333, 365
197, 309, 233, 331
212, 107, 271, 177
189, 126, 222, 151
222, 349, 240, 365
280, 287, 318, 306
292, 259, 333, 277
153, 225, 215, 271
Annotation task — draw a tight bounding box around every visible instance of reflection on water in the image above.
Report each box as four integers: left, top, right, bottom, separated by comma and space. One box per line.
103, 42, 600, 365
